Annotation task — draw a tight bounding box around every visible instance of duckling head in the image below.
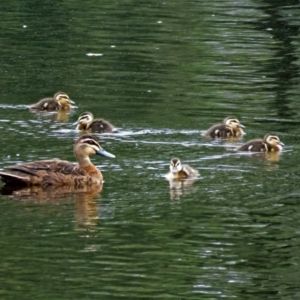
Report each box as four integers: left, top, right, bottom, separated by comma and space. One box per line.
170, 157, 183, 173
54, 92, 75, 107
224, 116, 245, 129
74, 112, 94, 129
264, 134, 284, 147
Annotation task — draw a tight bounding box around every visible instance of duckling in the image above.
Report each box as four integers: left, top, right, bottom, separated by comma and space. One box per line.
203, 116, 245, 138
30, 92, 75, 111
166, 158, 199, 180
0, 135, 115, 187
237, 134, 284, 152
74, 111, 115, 133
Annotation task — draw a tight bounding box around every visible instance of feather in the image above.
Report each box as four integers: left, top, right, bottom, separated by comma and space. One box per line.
0, 135, 115, 187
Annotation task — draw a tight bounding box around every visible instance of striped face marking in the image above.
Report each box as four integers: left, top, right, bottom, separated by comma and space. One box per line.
80, 137, 101, 152
77, 135, 115, 158
170, 158, 183, 173
56, 93, 70, 101
55, 93, 74, 108
225, 118, 243, 129
265, 135, 284, 147
266, 135, 278, 144
77, 112, 94, 125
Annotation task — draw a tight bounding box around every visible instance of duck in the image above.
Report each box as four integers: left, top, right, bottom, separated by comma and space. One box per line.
203, 116, 245, 138
166, 158, 199, 180
74, 111, 115, 133
237, 133, 284, 152
0, 135, 115, 188
30, 92, 75, 111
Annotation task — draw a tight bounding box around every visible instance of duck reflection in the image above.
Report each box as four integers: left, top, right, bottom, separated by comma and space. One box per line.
167, 178, 199, 200
264, 152, 282, 162
74, 185, 102, 227
1, 184, 102, 226
238, 151, 282, 162
30, 110, 72, 122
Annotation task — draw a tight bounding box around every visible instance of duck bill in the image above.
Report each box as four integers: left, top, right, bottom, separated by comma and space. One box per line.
170, 166, 181, 173
68, 99, 75, 104
96, 147, 115, 158
279, 141, 285, 146
238, 123, 245, 128
73, 120, 79, 126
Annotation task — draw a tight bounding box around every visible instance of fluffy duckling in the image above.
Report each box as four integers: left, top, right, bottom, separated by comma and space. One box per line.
166, 158, 199, 180
74, 111, 115, 133
30, 92, 75, 111
203, 116, 245, 138
0, 135, 115, 187
237, 134, 284, 152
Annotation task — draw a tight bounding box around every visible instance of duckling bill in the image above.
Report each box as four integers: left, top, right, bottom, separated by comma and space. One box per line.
0, 135, 115, 187
203, 116, 245, 138
166, 158, 199, 180
30, 92, 75, 111
237, 134, 284, 152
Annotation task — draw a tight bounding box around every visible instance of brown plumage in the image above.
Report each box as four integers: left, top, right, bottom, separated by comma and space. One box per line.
0, 135, 115, 188
203, 116, 245, 138
166, 158, 199, 180
237, 134, 284, 152
74, 111, 115, 133
30, 92, 75, 111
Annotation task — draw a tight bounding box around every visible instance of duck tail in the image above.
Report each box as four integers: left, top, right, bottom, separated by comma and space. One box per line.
0, 172, 29, 186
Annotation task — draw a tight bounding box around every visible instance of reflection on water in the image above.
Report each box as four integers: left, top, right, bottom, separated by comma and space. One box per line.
1, 184, 102, 226
74, 191, 100, 227
0, 0, 300, 299
1, 183, 102, 202
29, 110, 74, 122
253, 0, 300, 119
167, 178, 199, 200
250, 151, 282, 163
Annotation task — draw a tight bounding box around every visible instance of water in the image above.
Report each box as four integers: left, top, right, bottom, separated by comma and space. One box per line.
1, 0, 300, 299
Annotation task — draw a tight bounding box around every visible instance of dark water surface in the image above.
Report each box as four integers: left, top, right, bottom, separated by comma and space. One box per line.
1, 0, 300, 299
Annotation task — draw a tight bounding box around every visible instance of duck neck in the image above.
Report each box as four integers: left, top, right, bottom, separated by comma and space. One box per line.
74, 149, 102, 182
62, 103, 71, 110
267, 144, 282, 152
77, 124, 85, 130
74, 151, 93, 169
234, 127, 244, 136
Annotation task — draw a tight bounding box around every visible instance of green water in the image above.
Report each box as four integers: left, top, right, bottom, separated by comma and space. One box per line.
0, 0, 300, 299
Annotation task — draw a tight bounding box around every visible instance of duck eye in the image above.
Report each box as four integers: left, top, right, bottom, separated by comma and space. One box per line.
85, 140, 94, 145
